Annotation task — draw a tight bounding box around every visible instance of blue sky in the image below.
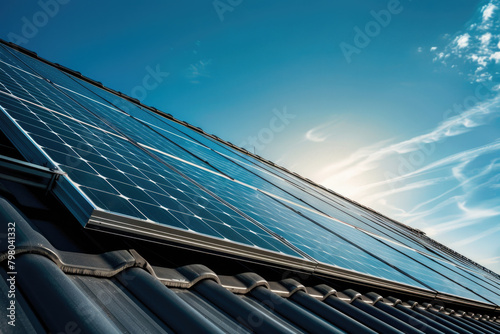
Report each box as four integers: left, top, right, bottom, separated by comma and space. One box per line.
1, 0, 499, 273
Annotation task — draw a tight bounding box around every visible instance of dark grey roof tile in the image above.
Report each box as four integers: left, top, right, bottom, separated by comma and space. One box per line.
16, 254, 120, 333
279, 278, 307, 296
241, 295, 305, 333
71, 275, 174, 334
374, 301, 444, 334
0, 197, 58, 262
174, 289, 252, 333
117, 267, 223, 334
235, 272, 269, 293
413, 308, 478, 334
194, 279, 293, 333
394, 303, 460, 334
324, 295, 403, 334
290, 290, 377, 334
351, 298, 425, 334
250, 286, 345, 334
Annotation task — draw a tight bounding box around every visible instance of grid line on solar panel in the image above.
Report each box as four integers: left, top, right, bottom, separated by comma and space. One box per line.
0, 65, 107, 128
0, 90, 133, 163
392, 245, 500, 305
366, 236, 499, 303
446, 264, 500, 302
0, 85, 123, 145
373, 238, 499, 303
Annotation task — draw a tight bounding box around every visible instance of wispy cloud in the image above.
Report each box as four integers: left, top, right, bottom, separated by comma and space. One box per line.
432, 0, 500, 83
425, 202, 500, 237
362, 142, 500, 229
317, 94, 500, 192
186, 59, 212, 84
361, 139, 500, 195
479, 256, 500, 265
450, 216, 500, 247
360, 176, 455, 204
304, 121, 336, 142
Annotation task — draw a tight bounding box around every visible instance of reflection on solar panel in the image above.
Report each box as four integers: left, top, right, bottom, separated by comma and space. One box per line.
0, 41, 499, 308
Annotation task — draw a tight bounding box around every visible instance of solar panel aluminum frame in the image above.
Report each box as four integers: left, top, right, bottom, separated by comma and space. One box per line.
432, 291, 499, 311
314, 262, 436, 300
88, 209, 318, 272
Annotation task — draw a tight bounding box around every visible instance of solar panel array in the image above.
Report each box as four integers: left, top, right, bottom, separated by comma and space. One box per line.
1, 42, 499, 307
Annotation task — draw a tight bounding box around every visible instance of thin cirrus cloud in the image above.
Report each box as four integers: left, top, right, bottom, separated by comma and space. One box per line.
304, 121, 336, 142
451, 216, 500, 247
402, 150, 500, 220
423, 200, 500, 237
480, 256, 500, 265
358, 176, 455, 205
186, 59, 212, 84
316, 92, 500, 260
359, 138, 500, 197
317, 93, 500, 192
353, 144, 500, 240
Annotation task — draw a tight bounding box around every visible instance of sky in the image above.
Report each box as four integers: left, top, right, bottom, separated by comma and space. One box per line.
1, 0, 499, 273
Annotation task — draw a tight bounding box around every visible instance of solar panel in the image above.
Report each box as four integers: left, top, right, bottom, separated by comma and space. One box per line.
1, 42, 499, 307
171, 159, 428, 286
4, 45, 457, 268
0, 48, 306, 266
150, 121, 457, 263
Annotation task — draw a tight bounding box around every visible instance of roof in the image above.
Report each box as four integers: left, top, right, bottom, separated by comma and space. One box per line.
0, 179, 499, 333
0, 39, 500, 333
